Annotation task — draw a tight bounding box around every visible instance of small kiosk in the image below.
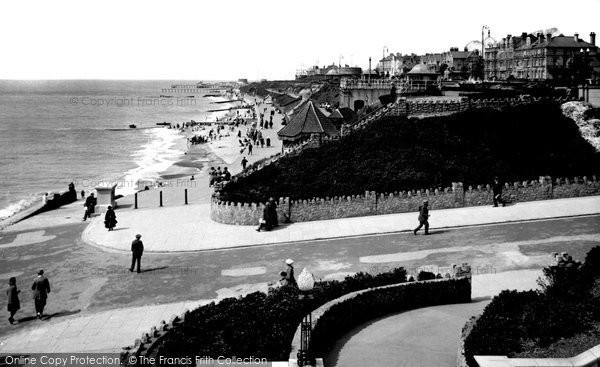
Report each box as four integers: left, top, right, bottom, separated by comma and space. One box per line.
94, 182, 118, 214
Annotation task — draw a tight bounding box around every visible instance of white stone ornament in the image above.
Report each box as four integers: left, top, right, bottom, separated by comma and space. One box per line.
297, 267, 315, 292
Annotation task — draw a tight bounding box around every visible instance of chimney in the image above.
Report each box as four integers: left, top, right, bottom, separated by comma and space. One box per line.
546, 33, 552, 42
591, 32, 596, 46
521, 32, 527, 41
574, 33, 579, 42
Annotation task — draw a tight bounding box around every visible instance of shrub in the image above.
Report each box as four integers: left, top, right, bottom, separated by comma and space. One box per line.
310, 278, 471, 357
153, 268, 407, 363
463, 246, 600, 365
417, 271, 436, 281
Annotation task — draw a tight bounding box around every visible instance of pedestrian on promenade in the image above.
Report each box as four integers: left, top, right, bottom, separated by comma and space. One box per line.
6, 277, 20, 324
130, 234, 144, 273
248, 143, 253, 155
492, 177, 506, 207
83, 193, 96, 221
266, 137, 271, 147
241, 156, 248, 170
285, 259, 297, 287
256, 201, 272, 232
104, 206, 117, 231
269, 197, 278, 228
413, 200, 430, 235
209, 167, 217, 187
31, 270, 50, 319
80, 190, 85, 199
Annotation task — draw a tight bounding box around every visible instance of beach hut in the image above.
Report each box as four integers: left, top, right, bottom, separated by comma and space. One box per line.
274, 94, 303, 115
277, 100, 338, 149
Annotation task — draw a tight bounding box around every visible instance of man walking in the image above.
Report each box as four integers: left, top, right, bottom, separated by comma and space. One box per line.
83, 193, 96, 221
413, 200, 430, 235
130, 234, 144, 273
492, 177, 506, 207
31, 269, 50, 319
241, 156, 248, 170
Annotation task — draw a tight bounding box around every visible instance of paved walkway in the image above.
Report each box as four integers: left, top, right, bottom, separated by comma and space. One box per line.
0, 300, 210, 353
0, 269, 541, 354
84, 196, 600, 252
325, 270, 542, 367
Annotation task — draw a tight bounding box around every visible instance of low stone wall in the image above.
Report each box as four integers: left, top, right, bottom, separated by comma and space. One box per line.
210, 175, 600, 225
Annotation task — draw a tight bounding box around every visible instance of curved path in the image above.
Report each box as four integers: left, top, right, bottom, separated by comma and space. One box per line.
325, 271, 541, 367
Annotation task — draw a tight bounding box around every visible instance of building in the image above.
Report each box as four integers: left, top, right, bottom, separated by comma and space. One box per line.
376, 53, 421, 77
485, 32, 599, 83
296, 64, 362, 80
441, 48, 481, 79
277, 100, 338, 147
406, 64, 440, 90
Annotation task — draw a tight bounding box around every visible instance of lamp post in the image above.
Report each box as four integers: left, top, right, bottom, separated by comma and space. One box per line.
579, 48, 591, 101
297, 268, 315, 367
383, 46, 389, 78
481, 25, 489, 81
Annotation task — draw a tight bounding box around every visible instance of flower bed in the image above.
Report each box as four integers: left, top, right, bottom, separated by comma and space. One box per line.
151, 268, 407, 363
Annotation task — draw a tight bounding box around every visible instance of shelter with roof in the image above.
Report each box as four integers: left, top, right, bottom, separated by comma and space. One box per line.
277, 100, 338, 148
273, 94, 303, 114
484, 31, 599, 82
405, 64, 440, 90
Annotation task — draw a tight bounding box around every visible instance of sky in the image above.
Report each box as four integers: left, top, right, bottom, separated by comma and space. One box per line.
0, 0, 599, 80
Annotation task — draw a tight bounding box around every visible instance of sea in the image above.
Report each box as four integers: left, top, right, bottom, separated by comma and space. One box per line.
0, 80, 231, 220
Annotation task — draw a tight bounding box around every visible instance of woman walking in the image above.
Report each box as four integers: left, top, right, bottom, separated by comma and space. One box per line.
104, 205, 117, 231
7, 277, 20, 324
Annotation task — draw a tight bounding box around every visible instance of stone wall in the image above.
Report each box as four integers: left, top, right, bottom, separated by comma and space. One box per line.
211, 176, 600, 225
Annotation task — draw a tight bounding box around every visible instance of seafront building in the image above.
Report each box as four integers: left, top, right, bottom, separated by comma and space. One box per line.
484, 32, 599, 82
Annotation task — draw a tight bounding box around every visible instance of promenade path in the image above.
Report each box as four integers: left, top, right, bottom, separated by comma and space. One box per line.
84, 196, 600, 252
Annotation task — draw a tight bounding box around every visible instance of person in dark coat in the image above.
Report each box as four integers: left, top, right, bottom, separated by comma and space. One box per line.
256, 201, 272, 232
492, 177, 506, 207
7, 277, 20, 324
285, 259, 297, 287
31, 270, 50, 319
268, 197, 278, 227
413, 200, 430, 235
83, 193, 96, 221
241, 156, 248, 170
104, 206, 117, 231
130, 234, 144, 273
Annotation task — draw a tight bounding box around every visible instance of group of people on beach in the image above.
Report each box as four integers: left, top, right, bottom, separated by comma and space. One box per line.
6, 270, 51, 324
208, 166, 231, 187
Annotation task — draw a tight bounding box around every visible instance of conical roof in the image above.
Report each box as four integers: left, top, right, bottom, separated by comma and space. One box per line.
278, 100, 338, 139
328, 109, 344, 119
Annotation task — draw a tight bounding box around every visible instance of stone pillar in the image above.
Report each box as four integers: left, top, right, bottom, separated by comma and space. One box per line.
94, 183, 118, 214
452, 182, 464, 207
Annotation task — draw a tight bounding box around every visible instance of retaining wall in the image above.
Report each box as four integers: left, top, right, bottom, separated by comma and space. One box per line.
210, 175, 600, 225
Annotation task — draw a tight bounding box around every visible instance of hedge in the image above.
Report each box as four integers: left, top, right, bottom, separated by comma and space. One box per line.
152, 268, 407, 364
219, 103, 600, 203
463, 246, 600, 365
309, 278, 471, 357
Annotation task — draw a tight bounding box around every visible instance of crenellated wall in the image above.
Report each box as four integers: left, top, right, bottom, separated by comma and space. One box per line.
211, 175, 600, 225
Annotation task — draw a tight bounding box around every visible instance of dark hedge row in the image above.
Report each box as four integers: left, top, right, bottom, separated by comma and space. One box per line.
310, 278, 472, 357
220, 102, 600, 203
464, 246, 600, 365
153, 268, 407, 365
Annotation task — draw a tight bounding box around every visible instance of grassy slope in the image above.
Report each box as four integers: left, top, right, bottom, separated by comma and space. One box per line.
220, 102, 600, 203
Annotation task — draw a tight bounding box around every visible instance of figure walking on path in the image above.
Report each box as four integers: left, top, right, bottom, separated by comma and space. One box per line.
83, 193, 96, 221
7, 277, 20, 324
104, 206, 117, 231
130, 234, 144, 273
241, 156, 248, 170
413, 200, 430, 235
492, 177, 506, 207
269, 197, 278, 228
256, 201, 272, 232
31, 270, 50, 319
248, 143, 253, 155
285, 259, 297, 287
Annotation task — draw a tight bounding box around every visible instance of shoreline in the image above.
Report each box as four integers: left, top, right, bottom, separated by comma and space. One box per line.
0, 96, 244, 229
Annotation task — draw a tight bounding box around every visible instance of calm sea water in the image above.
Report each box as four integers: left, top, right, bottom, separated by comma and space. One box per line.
0, 80, 226, 220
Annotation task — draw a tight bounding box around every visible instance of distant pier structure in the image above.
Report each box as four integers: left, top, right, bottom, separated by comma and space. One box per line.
161, 82, 231, 96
